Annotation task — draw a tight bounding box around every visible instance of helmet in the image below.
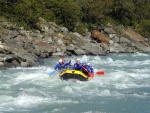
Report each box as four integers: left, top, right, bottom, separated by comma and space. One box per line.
62, 58, 65, 62
59, 59, 62, 63
82, 61, 87, 65
76, 58, 80, 61
89, 64, 92, 67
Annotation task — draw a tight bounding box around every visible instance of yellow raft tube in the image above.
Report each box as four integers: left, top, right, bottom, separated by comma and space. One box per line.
59, 69, 89, 81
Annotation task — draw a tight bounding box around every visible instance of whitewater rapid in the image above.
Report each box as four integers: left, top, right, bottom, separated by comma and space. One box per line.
0, 53, 150, 113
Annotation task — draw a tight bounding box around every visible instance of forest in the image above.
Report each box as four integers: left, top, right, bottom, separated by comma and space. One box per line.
0, 0, 150, 37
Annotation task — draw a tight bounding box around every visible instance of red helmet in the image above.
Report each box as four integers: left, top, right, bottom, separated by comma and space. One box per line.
62, 58, 65, 62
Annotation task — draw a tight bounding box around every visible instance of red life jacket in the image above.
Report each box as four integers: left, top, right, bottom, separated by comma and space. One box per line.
82, 65, 88, 74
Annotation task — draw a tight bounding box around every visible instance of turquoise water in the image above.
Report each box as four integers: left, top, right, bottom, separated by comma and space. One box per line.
0, 53, 150, 113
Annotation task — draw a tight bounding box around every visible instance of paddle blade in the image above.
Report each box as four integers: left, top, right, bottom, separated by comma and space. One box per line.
89, 72, 94, 78
49, 70, 56, 76
96, 71, 104, 75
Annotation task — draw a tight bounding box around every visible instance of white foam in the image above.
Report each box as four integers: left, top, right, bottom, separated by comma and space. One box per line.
0, 54, 150, 112
62, 86, 73, 94
51, 107, 66, 113
132, 52, 148, 57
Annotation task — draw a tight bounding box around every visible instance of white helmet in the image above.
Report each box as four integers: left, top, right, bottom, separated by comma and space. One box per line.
76, 58, 80, 61
59, 59, 62, 62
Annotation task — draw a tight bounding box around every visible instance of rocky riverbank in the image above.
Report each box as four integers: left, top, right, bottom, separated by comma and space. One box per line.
0, 17, 150, 68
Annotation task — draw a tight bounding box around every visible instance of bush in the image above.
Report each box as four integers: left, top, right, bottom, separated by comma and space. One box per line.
138, 20, 150, 37
73, 23, 87, 35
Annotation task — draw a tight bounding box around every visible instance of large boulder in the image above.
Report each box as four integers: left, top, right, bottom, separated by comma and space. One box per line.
124, 28, 150, 52
91, 30, 110, 44
124, 28, 149, 47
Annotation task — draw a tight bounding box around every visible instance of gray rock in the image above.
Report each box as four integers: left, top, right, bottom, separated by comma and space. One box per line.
74, 49, 86, 55
60, 27, 68, 33
109, 40, 114, 44
66, 44, 75, 51
0, 62, 4, 66
113, 36, 120, 43
21, 61, 30, 67
120, 37, 130, 43
0, 57, 4, 62
52, 51, 66, 57
7, 30, 19, 39
104, 27, 116, 34
109, 43, 127, 53
135, 42, 150, 52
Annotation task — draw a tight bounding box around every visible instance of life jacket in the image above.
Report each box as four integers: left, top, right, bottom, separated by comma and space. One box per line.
81, 65, 89, 75
74, 63, 82, 70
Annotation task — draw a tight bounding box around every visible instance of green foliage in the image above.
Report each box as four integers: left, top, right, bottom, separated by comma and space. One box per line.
13, 0, 42, 28
0, 0, 150, 37
0, 0, 81, 30
48, 0, 81, 30
138, 20, 150, 37
86, 0, 114, 24
73, 23, 87, 35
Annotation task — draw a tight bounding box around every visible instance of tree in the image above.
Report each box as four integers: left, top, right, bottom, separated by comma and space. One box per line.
46, 0, 81, 30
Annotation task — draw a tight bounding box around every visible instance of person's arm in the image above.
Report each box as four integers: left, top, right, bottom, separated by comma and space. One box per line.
54, 64, 60, 70
86, 66, 90, 73
64, 59, 71, 66
91, 68, 94, 74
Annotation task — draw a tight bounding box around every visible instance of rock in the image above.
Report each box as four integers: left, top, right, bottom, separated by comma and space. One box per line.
35, 41, 53, 53
1, 17, 150, 68
0, 57, 4, 62
109, 34, 116, 38
74, 49, 86, 55
120, 37, 130, 43
20, 54, 37, 65
0, 62, 4, 66
72, 32, 82, 38
124, 28, 149, 47
0, 27, 9, 36
52, 51, 67, 57
109, 40, 114, 44
57, 33, 65, 39
113, 36, 120, 43
60, 27, 68, 33
7, 30, 19, 39
134, 42, 150, 52
21, 61, 30, 67
39, 53, 49, 58
66, 44, 75, 50
104, 27, 116, 34
91, 30, 110, 44
81, 42, 105, 55
109, 43, 127, 53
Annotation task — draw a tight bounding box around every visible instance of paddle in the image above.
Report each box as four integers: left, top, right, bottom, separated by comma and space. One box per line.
49, 70, 57, 76
96, 70, 104, 75
88, 72, 94, 78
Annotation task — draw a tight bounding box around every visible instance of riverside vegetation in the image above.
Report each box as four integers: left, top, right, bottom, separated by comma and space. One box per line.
0, 0, 150, 37
0, 0, 150, 68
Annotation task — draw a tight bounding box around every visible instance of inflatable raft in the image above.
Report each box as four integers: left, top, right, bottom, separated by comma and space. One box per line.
59, 69, 89, 81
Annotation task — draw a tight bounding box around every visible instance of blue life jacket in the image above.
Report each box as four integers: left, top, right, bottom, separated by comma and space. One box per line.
62, 60, 71, 69
54, 63, 63, 70
73, 63, 82, 70
54, 60, 71, 70
89, 67, 94, 74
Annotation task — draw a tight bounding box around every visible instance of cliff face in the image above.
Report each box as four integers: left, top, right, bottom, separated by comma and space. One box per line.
0, 18, 150, 68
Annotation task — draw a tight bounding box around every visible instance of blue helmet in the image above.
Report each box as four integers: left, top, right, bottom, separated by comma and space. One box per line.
89, 64, 92, 67
89, 64, 93, 67
82, 61, 87, 65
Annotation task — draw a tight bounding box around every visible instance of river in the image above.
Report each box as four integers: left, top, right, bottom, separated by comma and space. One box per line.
0, 53, 150, 113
